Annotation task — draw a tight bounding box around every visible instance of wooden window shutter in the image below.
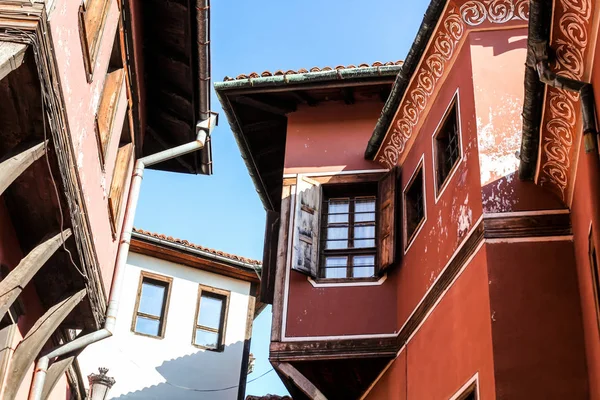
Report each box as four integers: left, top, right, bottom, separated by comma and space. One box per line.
378, 167, 400, 272
291, 176, 322, 278
260, 210, 280, 304
108, 143, 133, 234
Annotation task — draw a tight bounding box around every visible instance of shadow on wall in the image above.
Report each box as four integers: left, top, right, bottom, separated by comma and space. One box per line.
113, 341, 245, 400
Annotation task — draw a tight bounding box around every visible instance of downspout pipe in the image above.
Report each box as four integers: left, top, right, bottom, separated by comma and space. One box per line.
28, 114, 217, 400
528, 40, 599, 152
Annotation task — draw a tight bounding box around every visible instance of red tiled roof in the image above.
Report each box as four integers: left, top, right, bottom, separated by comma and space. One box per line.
224, 60, 403, 81
132, 228, 262, 266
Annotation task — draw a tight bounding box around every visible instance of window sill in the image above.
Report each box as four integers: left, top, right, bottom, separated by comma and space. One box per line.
191, 343, 224, 352
131, 331, 164, 340
308, 274, 387, 287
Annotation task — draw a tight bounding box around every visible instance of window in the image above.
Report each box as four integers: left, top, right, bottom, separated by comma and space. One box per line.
590, 229, 600, 333
404, 162, 425, 248
193, 286, 229, 351
320, 185, 377, 279
434, 99, 460, 193
290, 171, 400, 281
132, 273, 172, 338
79, 0, 113, 81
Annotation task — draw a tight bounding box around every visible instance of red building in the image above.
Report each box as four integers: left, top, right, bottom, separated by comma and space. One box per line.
0, 0, 213, 399
217, 0, 600, 398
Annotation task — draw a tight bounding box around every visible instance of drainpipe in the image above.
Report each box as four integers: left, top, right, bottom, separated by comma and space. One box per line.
28, 114, 217, 400
528, 40, 599, 152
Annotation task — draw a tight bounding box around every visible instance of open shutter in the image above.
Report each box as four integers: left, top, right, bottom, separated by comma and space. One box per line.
260, 210, 280, 304
291, 176, 322, 278
378, 167, 399, 272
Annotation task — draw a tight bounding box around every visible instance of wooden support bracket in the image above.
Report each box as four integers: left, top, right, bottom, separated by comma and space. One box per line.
41, 349, 83, 400
0, 140, 47, 195
273, 362, 327, 400
4, 289, 87, 400
0, 229, 72, 322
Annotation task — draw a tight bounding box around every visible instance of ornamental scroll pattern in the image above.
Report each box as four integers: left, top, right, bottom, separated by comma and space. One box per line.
538, 0, 592, 201
378, 0, 530, 168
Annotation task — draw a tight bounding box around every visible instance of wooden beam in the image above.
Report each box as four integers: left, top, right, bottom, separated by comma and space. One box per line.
289, 91, 318, 106
0, 41, 26, 81
341, 87, 355, 105
41, 350, 83, 400
379, 87, 391, 103
4, 289, 87, 400
243, 120, 284, 133
234, 96, 296, 115
273, 362, 327, 400
0, 229, 72, 321
0, 141, 47, 195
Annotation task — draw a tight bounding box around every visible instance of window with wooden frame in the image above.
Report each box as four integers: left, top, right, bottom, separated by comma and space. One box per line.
192, 285, 230, 351
320, 184, 377, 279
131, 272, 172, 338
434, 98, 460, 194
79, 0, 114, 81
590, 228, 600, 333
404, 162, 425, 249
291, 170, 400, 281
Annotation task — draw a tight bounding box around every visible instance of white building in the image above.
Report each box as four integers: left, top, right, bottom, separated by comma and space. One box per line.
78, 228, 263, 400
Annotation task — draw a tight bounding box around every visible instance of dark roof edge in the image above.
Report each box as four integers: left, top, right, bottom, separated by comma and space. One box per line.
215, 90, 274, 210
364, 0, 447, 160
518, 0, 553, 180
214, 65, 401, 92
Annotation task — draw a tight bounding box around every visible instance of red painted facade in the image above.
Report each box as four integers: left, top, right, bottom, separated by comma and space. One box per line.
215, 1, 600, 398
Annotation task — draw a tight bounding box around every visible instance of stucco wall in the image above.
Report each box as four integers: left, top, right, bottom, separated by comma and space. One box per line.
469, 29, 564, 212
366, 248, 495, 400
393, 41, 483, 332
282, 100, 395, 338
78, 252, 252, 399
48, 0, 131, 292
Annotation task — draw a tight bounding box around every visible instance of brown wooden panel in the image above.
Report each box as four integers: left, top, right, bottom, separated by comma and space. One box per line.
377, 167, 399, 271
108, 143, 133, 234
483, 212, 571, 239
282, 172, 386, 187
260, 210, 280, 304
96, 68, 125, 165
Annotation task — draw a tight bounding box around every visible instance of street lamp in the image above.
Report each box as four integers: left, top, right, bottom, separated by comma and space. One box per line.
87, 367, 116, 400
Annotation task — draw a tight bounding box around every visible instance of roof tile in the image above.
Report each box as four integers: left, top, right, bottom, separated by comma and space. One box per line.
132, 228, 262, 266
224, 60, 403, 81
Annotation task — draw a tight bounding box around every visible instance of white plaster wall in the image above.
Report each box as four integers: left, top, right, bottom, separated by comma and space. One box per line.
78, 252, 252, 400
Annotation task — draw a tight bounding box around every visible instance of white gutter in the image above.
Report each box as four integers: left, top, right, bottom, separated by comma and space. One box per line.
28, 114, 217, 400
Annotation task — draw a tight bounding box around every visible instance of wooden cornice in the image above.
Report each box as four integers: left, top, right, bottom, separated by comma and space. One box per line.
270, 209, 571, 362
130, 238, 260, 284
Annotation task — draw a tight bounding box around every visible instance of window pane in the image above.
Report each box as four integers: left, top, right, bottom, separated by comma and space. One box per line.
138, 281, 166, 317
355, 199, 376, 222
354, 225, 375, 248
328, 200, 349, 224
135, 316, 160, 336
195, 328, 219, 349
353, 255, 375, 278
197, 295, 224, 330
324, 257, 347, 278
327, 227, 348, 249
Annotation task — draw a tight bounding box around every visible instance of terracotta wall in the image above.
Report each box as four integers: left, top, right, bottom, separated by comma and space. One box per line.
393, 42, 483, 331
569, 19, 600, 399
0, 197, 70, 399
486, 240, 589, 399
283, 100, 395, 337
366, 248, 495, 400
469, 29, 564, 212
48, 0, 131, 292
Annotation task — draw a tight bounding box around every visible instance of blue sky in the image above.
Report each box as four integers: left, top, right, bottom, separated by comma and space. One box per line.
135, 0, 429, 395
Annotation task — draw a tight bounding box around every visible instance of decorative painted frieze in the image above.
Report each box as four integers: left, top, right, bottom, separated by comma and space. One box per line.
538, 0, 593, 202
377, 0, 530, 169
